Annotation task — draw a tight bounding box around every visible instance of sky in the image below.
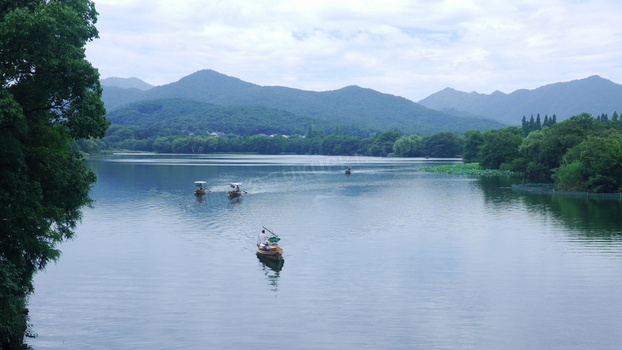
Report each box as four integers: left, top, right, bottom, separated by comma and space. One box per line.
86, 0, 622, 102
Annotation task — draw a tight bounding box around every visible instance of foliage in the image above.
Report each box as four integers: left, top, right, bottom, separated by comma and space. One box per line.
0, 0, 107, 347
105, 98, 373, 138
392, 134, 425, 157
552, 161, 586, 192
462, 130, 484, 163
469, 112, 622, 193
419, 163, 514, 176
555, 133, 622, 192
521, 114, 557, 136
391, 132, 464, 158
95, 124, 474, 159
477, 127, 523, 170
514, 113, 606, 181
423, 132, 463, 157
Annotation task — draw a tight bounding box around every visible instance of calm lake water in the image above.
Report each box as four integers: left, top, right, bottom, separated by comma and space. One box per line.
29, 154, 622, 349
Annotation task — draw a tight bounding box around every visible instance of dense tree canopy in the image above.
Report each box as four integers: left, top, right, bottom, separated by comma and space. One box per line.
0, 0, 108, 347
516, 113, 605, 180
477, 127, 523, 170
554, 132, 622, 192
464, 113, 622, 192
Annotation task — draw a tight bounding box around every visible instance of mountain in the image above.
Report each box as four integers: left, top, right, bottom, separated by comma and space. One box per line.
101, 77, 154, 91
418, 75, 622, 125
105, 98, 358, 137
102, 69, 504, 135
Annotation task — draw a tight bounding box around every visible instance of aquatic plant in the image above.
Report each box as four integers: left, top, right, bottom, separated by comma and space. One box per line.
418, 163, 515, 176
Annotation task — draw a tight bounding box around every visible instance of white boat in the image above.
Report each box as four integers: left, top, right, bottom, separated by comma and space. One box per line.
229, 182, 243, 199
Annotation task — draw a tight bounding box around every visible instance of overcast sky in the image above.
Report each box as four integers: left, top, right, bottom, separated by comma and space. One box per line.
86, 0, 622, 101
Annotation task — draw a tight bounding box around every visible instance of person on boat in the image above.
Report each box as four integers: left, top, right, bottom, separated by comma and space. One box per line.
258, 229, 269, 247
235, 185, 240, 192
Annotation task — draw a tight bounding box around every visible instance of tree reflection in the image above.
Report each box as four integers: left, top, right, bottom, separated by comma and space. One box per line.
524, 195, 622, 236
475, 177, 622, 237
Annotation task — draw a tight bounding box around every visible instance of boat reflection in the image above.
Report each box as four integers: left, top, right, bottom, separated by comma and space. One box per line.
195, 194, 206, 204
257, 253, 284, 292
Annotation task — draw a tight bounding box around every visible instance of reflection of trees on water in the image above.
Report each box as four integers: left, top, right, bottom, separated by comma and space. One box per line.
475, 177, 622, 237
257, 254, 284, 292
524, 195, 622, 237
474, 176, 522, 204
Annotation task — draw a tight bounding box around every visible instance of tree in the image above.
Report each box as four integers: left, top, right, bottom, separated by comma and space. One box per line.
478, 127, 523, 170
543, 114, 550, 128
365, 130, 400, 156
556, 133, 622, 192
534, 114, 542, 130
514, 113, 605, 181
0, 0, 108, 347
393, 134, 424, 157
516, 128, 552, 180
462, 130, 484, 163
422, 132, 463, 158
521, 115, 530, 136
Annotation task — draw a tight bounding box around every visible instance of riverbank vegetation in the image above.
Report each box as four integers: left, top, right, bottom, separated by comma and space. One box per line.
82, 111, 622, 193
77, 128, 465, 158
419, 163, 514, 176
463, 113, 622, 193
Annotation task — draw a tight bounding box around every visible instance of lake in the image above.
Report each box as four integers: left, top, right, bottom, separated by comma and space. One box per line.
29, 154, 622, 349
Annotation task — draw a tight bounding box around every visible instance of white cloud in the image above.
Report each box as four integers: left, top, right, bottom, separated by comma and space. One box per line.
87, 0, 622, 100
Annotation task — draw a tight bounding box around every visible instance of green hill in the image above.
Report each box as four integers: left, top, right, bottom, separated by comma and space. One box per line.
102, 69, 504, 135
105, 98, 367, 137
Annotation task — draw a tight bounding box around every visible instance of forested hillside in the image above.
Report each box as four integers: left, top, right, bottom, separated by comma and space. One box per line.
102, 70, 504, 135
105, 98, 369, 137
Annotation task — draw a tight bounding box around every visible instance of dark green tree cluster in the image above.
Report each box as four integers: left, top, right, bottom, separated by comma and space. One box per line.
521, 114, 557, 136
85, 127, 468, 159
595, 111, 620, 124
392, 132, 463, 158
465, 113, 622, 192
0, 0, 108, 348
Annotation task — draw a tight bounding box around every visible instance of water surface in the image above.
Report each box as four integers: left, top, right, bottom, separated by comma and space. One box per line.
29, 154, 622, 349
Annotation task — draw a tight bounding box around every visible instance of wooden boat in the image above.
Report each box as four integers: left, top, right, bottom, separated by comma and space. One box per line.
256, 226, 283, 260
256, 243, 283, 260
194, 181, 207, 196
228, 182, 243, 199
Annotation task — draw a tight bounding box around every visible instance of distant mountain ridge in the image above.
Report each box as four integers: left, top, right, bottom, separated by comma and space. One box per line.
101, 77, 154, 91
101, 69, 504, 135
418, 75, 622, 125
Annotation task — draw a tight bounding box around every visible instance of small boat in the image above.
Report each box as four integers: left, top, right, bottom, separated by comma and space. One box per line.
228, 182, 243, 199
194, 181, 207, 196
345, 167, 352, 175
256, 243, 283, 260
256, 226, 283, 260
